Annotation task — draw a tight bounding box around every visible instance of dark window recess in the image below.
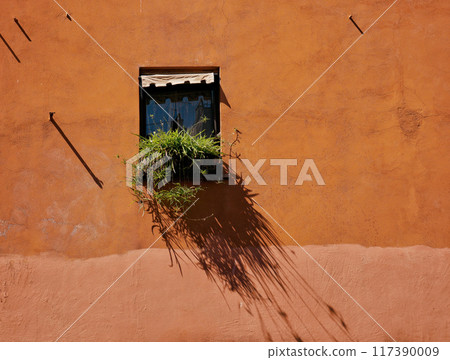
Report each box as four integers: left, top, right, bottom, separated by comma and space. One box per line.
139, 72, 220, 138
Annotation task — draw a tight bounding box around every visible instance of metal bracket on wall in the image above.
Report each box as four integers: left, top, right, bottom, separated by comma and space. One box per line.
349, 15, 364, 34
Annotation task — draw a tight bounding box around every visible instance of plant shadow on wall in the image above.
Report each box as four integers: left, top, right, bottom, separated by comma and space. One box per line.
128, 130, 353, 341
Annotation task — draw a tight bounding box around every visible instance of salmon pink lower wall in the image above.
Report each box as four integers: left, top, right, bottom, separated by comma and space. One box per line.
0, 245, 448, 341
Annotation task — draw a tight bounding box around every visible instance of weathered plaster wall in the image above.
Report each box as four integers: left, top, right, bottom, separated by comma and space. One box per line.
1, 0, 449, 255
0, 0, 449, 341
0, 245, 449, 341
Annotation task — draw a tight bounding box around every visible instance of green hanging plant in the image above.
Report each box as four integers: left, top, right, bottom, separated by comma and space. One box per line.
129, 128, 222, 212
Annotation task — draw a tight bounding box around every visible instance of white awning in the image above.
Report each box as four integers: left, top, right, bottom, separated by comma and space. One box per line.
140, 73, 214, 87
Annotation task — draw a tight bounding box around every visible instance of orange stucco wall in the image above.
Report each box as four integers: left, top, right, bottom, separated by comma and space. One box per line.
0, 0, 449, 341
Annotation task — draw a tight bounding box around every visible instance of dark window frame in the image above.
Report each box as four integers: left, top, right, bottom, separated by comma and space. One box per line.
139, 68, 220, 138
